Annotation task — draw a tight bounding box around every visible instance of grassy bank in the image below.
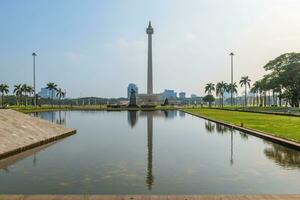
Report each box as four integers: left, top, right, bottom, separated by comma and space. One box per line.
10, 105, 177, 113
224, 106, 300, 116
182, 108, 300, 143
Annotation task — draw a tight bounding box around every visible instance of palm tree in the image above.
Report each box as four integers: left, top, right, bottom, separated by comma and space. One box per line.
21, 84, 28, 106
26, 85, 34, 105
254, 80, 265, 107
239, 76, 251, 107
216, 81, 227, 107
226, 83, 238, 105
205, 83, 215, 95
46, 82, 58, 107
13, 84, 22, 106
205, 83, 215, 107
251, 81, 261, 106
0, 84, 9, 106
56, 88, 65, 107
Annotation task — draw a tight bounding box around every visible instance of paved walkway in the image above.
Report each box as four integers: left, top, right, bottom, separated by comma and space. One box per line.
0, 109, 76, 159
0, 195, 299, 200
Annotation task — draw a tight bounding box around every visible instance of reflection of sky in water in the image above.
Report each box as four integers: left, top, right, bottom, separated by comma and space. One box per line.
0, 110, 300, 194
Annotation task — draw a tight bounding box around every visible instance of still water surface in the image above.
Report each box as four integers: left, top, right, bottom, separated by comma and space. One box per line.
0, 110, 300, 194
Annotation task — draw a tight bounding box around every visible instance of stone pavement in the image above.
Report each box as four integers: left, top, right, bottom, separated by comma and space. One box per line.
0, 195, 300, 200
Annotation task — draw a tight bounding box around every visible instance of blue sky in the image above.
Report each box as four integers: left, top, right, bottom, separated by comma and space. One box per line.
1, 0, 300, 98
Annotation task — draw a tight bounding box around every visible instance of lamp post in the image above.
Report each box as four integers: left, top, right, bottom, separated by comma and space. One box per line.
32, 52, 37, 106
229, 52, 234, 106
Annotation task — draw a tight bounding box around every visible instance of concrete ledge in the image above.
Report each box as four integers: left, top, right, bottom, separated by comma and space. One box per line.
0, 195, 300, 200
182, 110, 300, 151
0, 109, 76, 160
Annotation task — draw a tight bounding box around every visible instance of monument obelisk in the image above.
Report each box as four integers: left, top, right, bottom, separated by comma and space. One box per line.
136, 21, 160, 105
146, 21, 154, 95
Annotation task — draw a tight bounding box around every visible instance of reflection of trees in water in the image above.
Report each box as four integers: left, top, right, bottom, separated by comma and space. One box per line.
179, 111, 186, 117
205, 121, 231, 134
127, 111, 138, 128
56, 111, 66, 125
204, 121, 235, 165
239, 132, 248, 140
205, 121, 248, 142
0, 167, 9, 173
146, 114, 154, 190
163, 110, 177, 119
264, 143, 300, 169
205, 121, 215, 133
33, 111, 67, 126
216, 123, 230, 134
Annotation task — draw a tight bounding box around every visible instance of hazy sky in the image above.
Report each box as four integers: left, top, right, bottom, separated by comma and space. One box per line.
1, 0, 300, 98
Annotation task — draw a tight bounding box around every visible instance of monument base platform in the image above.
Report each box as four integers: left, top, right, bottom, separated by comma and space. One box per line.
137, 93, 161, 105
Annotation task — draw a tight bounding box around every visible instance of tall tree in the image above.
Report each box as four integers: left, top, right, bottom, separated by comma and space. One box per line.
216, 81, 227, 107
21, 84, 29, 106
226, 83, 238, 105
205, 83, 215, 95
13, 84, 22, 106
56, 88, 65, 107
263, 52, 300, 107
46, 82, 58, 107
26, 85, 34, 105
0, 84, 9, 106
279, 64, 300, 107
203, 94, 215, 108
204, 83, 215, 107
239, 76, 251, 107
251, 81, 261, 106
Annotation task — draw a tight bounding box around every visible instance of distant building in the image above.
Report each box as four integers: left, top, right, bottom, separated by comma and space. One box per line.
127, 83, 138, 98
191, 94, 198, 98
38, 88, 58, 99
179, 92, 186, 99
162, 89, 177, 99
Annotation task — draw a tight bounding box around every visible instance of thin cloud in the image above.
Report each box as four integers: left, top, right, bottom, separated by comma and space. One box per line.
64, 51, 85, 63
185, 32, 196, 41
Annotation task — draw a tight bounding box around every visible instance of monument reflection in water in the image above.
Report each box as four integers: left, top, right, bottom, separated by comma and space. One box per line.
127, 110, 177, 190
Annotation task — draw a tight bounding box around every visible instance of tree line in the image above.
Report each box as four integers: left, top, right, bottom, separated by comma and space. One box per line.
251, 52, 300, 107
203, 52, 300, 108
0, 82, 65, 107
203, 76, 251, 107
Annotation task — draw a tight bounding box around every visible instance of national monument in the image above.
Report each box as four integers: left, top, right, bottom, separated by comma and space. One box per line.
137, 21, 161, 105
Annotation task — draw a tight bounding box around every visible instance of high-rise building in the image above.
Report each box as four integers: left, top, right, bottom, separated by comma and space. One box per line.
162, 89, 177, 99
191, 94, 198, 98
38, 88, 58, 99
127, 83, 138, 98
179, 92, 186, 99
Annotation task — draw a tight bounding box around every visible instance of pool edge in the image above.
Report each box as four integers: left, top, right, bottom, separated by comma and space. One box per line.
181, 110, 300, 151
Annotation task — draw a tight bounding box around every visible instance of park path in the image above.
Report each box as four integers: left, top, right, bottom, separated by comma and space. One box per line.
0, 195, 299, 200
0, 109, 75, 159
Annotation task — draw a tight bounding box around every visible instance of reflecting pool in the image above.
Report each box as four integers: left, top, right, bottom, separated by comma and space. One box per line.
0, 110, 299, 194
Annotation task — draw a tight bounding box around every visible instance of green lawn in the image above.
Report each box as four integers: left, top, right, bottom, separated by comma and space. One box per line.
182, 108, 300, 143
